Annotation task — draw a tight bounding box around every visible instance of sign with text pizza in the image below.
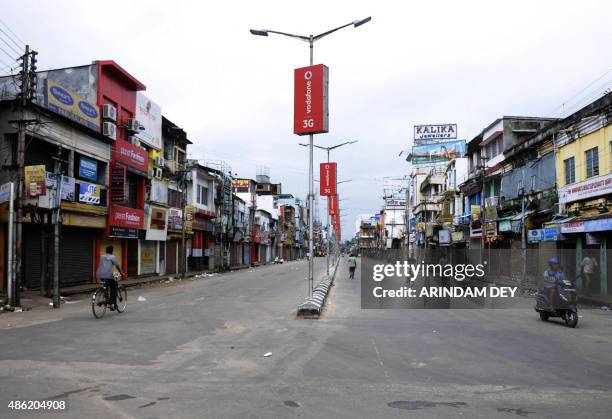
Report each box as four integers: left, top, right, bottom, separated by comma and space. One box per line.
320, 162, 337, 196
294, 64, 329, 135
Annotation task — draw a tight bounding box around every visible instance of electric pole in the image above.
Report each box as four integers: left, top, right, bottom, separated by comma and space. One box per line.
13, 45, 37, 308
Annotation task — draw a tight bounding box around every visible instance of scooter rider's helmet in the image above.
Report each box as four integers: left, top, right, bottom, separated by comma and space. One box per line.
548, 256, 560, 266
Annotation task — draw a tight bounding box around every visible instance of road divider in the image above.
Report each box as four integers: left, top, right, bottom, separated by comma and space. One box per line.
297, 259, 339, 318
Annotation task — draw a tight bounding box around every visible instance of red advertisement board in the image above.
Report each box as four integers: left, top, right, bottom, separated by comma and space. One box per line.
113, 139, 148, 175
109, 205, 145, 229
328, 194, 338, 216
294, 64, 329, 135
320, 162, 337, 196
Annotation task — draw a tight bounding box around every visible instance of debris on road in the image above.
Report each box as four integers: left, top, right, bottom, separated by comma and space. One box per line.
137, 296, 147, 302
263, 352, 272, 357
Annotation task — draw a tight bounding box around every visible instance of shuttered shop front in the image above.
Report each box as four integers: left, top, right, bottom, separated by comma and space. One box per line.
59, 227, 95, 286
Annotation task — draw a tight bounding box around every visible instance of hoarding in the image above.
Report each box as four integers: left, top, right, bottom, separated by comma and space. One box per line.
45, 173, 75, 201
46, 80, 101, 132
109, 205, 144, 229
294, 64, 329, 135
319, 162, 337, 196
328, 194, 338, 216
232, 179, 250, 189
135, 92, 162, 150
25, 165, 46, 197
113, 139, 148, 175
414, 124, 457, 141
408, 140, 466, 164
79, 156, 98, 181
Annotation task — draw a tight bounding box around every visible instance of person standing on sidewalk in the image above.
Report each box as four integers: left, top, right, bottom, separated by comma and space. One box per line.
347, 254, 357, 279
580, 255, 598, 294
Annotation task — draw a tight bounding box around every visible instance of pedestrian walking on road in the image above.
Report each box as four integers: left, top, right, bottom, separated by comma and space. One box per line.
348, 254, 357, 279
580, 255, 598, 293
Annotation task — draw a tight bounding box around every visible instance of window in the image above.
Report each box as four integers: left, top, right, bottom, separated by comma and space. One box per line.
564, 157, 575, 185
197, 184, 209, 206
531, 175, 536, 191
585, 147, 599, 178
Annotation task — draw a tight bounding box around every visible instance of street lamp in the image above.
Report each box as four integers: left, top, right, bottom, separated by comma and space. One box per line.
251, 19, 370, 298
299, 141, 357, 275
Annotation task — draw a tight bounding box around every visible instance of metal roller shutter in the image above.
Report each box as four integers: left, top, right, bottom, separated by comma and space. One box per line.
59, 227, 94, 287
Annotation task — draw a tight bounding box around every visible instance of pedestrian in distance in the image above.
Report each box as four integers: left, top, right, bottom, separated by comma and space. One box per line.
347, 253, 357, 279
580, 255, 598, 294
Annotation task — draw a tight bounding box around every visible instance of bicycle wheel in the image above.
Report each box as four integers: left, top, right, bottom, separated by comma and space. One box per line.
92, 287, 107, 319
115, 285, 127, 313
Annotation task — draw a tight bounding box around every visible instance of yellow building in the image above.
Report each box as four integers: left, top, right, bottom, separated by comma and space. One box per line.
554, 93, 612, 298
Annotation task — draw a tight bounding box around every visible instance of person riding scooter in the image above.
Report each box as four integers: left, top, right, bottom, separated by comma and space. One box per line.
536, 256, 578, 327
543, 256, 565, 307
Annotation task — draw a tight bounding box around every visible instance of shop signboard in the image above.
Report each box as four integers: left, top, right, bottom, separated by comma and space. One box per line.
294, 64, 329, 135
185, 205, 195, 234
113, 139, 148, 176
584, 218, 612, 233
451, 231, 465, 242
561, 222, 585, 234
0, 182, 11, 204
586, 233, 603, 245
79, 182, 101, 205
558, 172, 612, 204
109, 205, 144, 229
79, 157, 98, 181
145, 205, 168, 241
45, 174, 75, 201
25, 165, 46, 197
109, 226, 138, 239
439, 229, 451, 244
168, 207, 183, 231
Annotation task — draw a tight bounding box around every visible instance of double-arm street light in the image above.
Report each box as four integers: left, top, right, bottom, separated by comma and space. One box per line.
251, 19, 370, 297
300, 140, 358, 275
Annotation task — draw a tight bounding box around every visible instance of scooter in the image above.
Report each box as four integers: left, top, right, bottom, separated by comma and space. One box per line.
535, 278, 578, 328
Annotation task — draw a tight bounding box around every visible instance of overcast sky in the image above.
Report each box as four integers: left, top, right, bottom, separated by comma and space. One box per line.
2, 0, 612, 236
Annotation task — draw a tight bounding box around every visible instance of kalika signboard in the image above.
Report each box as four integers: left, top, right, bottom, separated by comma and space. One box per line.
294, 64, 329, 135
414, 124, 457, 141
320, 162, 337, 196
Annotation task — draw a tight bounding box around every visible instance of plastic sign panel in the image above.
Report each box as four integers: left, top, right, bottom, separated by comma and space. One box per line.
294, 64, 329, 135
79, 182, 101, 205
414, 124, 457, 141
46, 80, 101, 132
135, 92, 162, 150
320, 162, 337, 196
328, 194, 338, 216
79, 156, 98, 181
25, 165, 46, 197
109, 205, 144, 229
113, 139, 148, 176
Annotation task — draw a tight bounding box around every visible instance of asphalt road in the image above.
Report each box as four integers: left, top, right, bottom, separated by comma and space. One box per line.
1, 257, 611, 418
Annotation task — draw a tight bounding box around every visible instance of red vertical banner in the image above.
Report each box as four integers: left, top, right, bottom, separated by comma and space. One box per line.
319, 162, 337, 196
294, 64, 329, 135
328, 194, 338, 215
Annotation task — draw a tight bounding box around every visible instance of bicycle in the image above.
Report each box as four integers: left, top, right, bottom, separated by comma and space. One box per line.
92, 272, 127, 319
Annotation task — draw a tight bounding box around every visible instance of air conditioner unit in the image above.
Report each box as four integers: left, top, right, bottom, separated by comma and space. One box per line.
129, 136, 141, 147
554, 203, 567, 217
126, 118, 139, 132
102, 122, 116, 140
102, 104, 117, 122
154, 156, 165, 167
154, 167, 163, 179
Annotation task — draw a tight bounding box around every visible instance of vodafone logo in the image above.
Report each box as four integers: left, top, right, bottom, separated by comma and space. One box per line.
304, 70, 312, 80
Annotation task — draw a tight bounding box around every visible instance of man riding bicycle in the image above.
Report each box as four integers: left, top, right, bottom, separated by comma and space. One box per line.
96, 246, 123, 310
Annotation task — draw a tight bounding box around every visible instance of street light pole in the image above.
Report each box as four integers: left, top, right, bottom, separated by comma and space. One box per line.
250, 17, 371, 298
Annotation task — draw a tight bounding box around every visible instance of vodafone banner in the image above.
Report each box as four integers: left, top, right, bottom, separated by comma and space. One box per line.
328, 194, 338, 216
294, 64, 329, 135
320, 162, 337, 196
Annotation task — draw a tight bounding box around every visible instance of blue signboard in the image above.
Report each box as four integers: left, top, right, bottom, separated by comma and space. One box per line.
584, 218, 612, 233
79, 157, 98, 181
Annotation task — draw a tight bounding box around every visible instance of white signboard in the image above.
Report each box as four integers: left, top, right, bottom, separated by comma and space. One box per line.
414, 124, 457, 141
558, 172, 612, 204
135, 92, 162, 150
150, 178, 168, 204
